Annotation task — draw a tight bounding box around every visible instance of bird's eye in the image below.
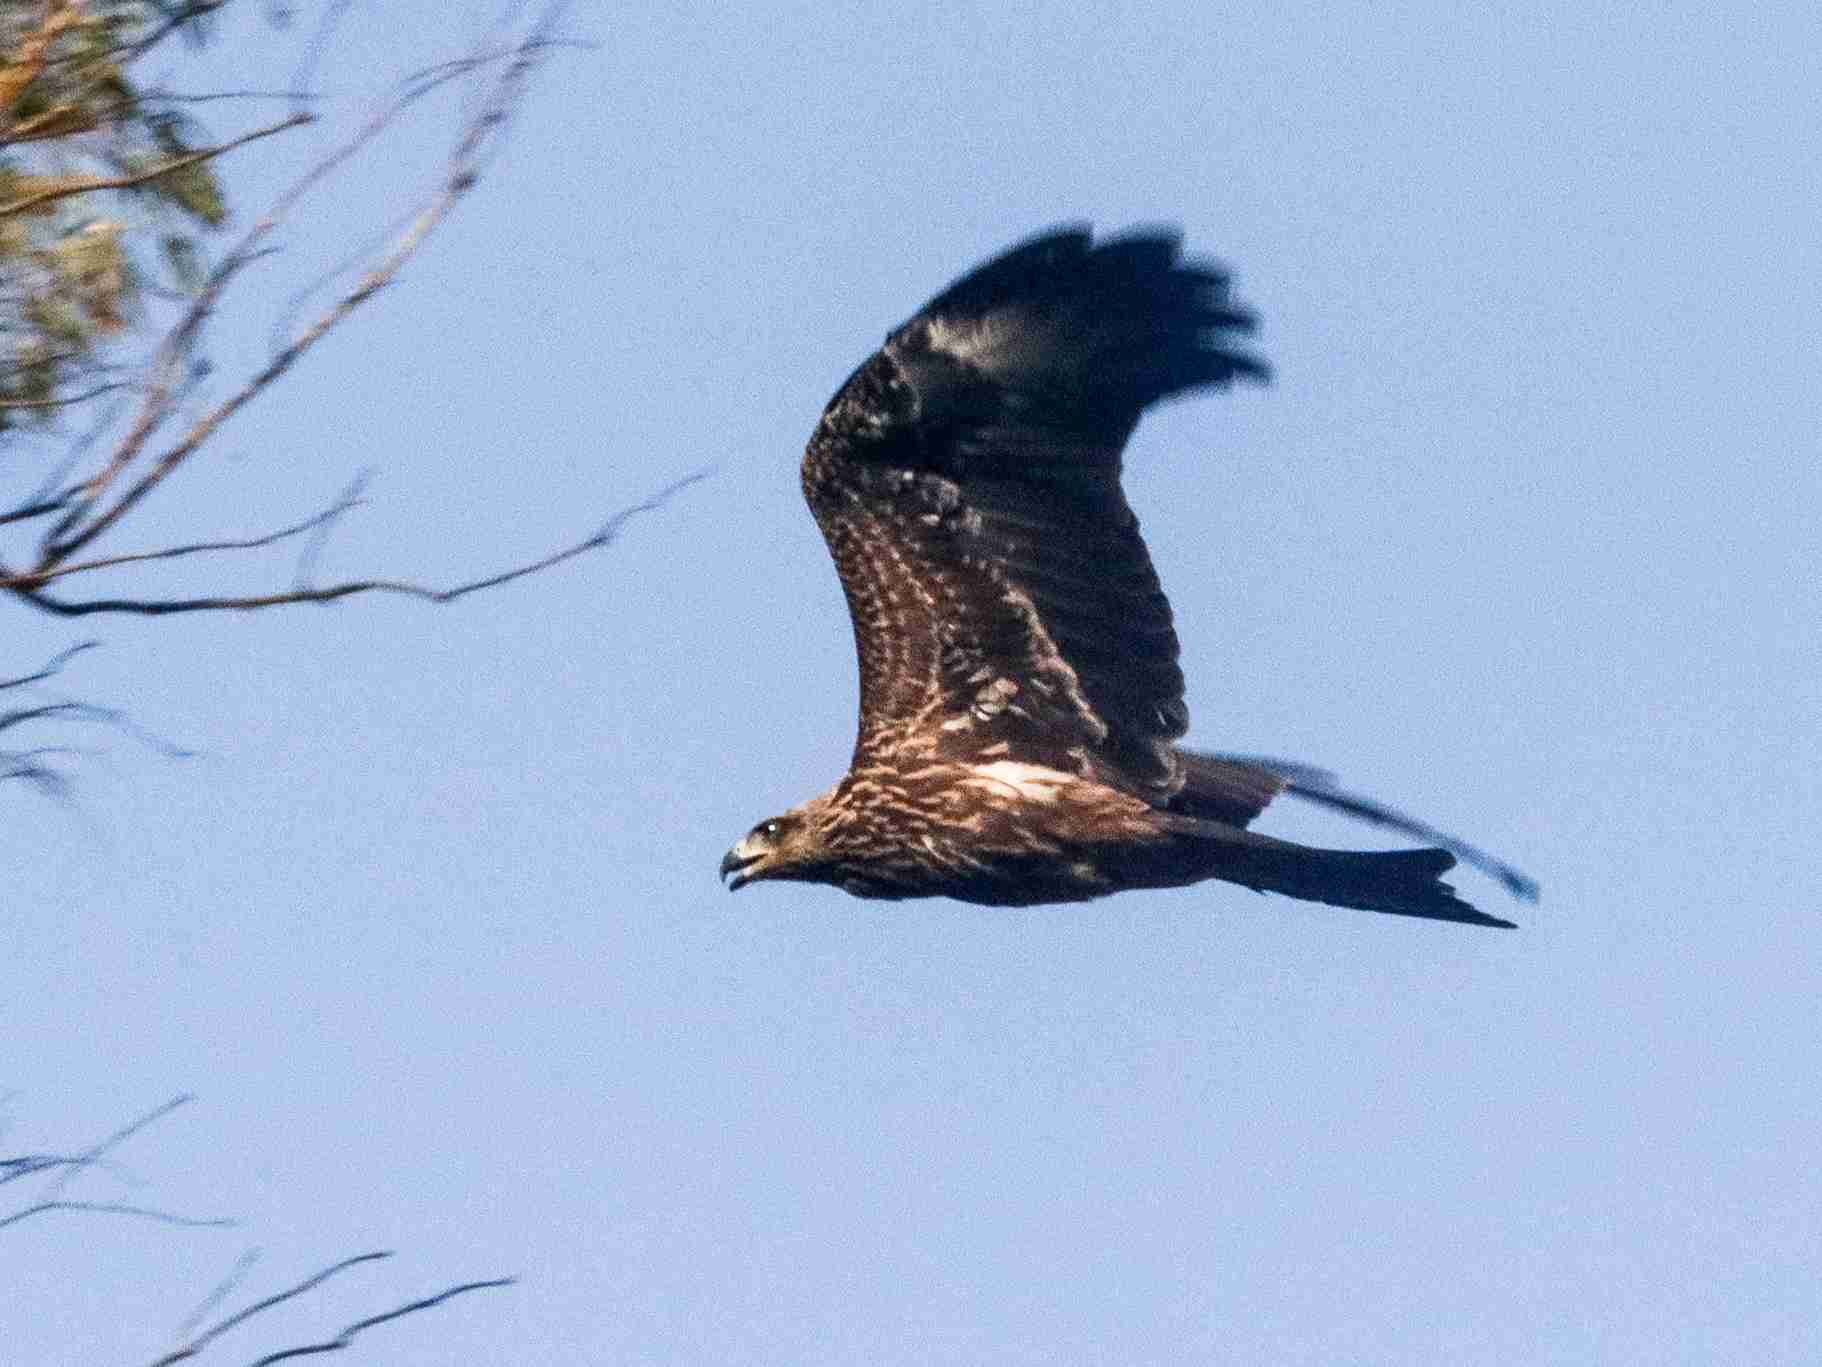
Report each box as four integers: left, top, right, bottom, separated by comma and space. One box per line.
759, 819, 782, 840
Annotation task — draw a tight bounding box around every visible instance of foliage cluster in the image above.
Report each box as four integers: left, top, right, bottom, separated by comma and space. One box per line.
3, 1, 231, 428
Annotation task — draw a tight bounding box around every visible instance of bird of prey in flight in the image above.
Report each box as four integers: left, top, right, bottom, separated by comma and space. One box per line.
721, 227, 1536, 927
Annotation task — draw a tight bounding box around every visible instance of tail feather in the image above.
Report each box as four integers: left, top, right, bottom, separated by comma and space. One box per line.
1176, 747, 1541, 906
1237, 843, 1515, 928
1156, 816, 1517, 927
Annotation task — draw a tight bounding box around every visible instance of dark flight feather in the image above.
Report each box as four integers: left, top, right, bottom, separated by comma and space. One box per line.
803, 225, 1265, 796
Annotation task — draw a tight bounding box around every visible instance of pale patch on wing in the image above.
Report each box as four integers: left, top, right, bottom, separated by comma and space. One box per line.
921, 313, 1011, 369
966, 759, 1076, 804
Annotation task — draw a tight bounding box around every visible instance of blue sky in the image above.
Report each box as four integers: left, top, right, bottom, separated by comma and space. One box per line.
7, 2, 1819, 1362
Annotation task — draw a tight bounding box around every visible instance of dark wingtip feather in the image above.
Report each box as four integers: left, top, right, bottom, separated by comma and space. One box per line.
907, 223, 1269, 400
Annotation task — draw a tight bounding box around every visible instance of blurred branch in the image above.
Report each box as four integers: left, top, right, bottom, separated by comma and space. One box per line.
0, 1197, 234, 1232
0, 381, 134, 412
1, 1095, 230, 1232
247, 1275, 516, 1366
34, 17, 578, 569
0, 112, 311, 218
146, 1251, 514, 1366
0, 639, 98, 693
3, 5, 667, 799
4, 1098, 513, 1367
0, 638, 191, 793
119, 0, 232, 64
8, 479, 367, 588
6, 468, 706, 616
40, 1092, 195, 1194
1, 638, 97, 795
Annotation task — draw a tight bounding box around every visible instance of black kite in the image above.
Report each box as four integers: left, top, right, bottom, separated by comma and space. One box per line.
720, 227, 1535, 926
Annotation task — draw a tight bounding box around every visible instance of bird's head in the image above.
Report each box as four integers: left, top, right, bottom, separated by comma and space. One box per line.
719, 802, 828, 891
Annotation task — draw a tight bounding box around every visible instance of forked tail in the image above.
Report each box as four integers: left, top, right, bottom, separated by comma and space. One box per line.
1239, 840, 1513, 927
1161, 817, 1518, 927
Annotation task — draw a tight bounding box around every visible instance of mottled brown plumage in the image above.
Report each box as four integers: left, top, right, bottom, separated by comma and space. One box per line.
721, 227, 1536, 926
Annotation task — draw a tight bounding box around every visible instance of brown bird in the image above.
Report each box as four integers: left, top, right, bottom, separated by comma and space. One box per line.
720, 227, 1536, 927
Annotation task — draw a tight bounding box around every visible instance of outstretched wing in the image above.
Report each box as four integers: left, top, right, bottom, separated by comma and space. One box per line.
801, 226, 1266, 799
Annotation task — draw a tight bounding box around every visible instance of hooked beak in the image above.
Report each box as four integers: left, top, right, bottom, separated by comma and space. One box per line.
719, 845, 760, 891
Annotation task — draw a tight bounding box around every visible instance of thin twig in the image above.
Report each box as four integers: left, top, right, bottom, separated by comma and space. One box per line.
139, 89, 323, 106
175, 1248, 263, 1345
39, 35, 566, 566
0, 1198, 234, 1232
0, 700, 96, 734
0, 381, 133, 410
0, 494, 73, 527
0, 639, 97, 690
248, 1278, 515, 1365
42, 1094, 195, 1198
12, 470, 705, 617
0, 113, 312, 219
293, 472, 368, 588
3, 490, 367, 590
119, 1, 232, 64
147, 1251, 393, 1367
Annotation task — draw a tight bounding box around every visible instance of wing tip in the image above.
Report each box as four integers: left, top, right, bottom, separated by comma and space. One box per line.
906, 222, 1269, 403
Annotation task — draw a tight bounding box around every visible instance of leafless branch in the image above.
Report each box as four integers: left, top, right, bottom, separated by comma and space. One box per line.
2, 641, 97, 794
0, 112, 311, 218
37, 24, 574, 569
145, 1251, 513, 1367
176, 1248, 263, 1345
4, 484, 367, 589
248, 1276, 515, 1365
0, 698, 97, 733
0, 494, 75, 527
1, 1096, 233, 1233
1, 640, 191, 793
10, 467, 707, 617
5, 6, 646, 814
0, 749, 77, 798
120, 1, 233, 64
0, 639, 97, 691
0, 1197, 235, 1232
139, 89, 323, 106
41, 1093, 195, 1197
5, 1102, 513, 1367
0, 381, 134, 411
146, 1252, 392, 1367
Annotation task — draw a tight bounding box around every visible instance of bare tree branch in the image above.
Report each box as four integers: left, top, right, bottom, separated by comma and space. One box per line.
1, 641, 192, 793
119, 1, 233, 64
6, 1101, 514, 1367
0, 1197, 235, 1232
0, 381, 134, 412
176, 1248, 264, 1345
36, 27, 577, 568
0, 113, 312, 219
247, 1276, 516, 1365
0, 495, 77, 528
0, 639, 98, 691
2, 640, 99, 794
145, 1250, 514, 1367
9, 468, 707, 617
41, 1093, 196, 1197
4, 484, 367, 589
1, 1095, 233, 1234
138, 89, 323, 107
146, 1251, 393, 1367
4, 6, 655, 808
